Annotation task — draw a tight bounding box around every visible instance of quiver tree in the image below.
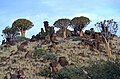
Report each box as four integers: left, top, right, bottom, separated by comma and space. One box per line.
2, 26, 18, 42
71, 16, 90, 37
12, 18, 34, 37
53, 18, 71, 39
95, 19, 118, 56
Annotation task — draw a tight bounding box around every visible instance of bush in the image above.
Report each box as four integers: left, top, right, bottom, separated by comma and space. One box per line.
86, 59, 120, 79
41, 32, 48, 37
12, 36, 26, 43
33, 49, 59, 60
44, 53, 58, 60
57, 66, 86, 79
33, 49, 45, 58
39, 59, 120, 79
39, 67, 51, 77
57, 59, 120, 79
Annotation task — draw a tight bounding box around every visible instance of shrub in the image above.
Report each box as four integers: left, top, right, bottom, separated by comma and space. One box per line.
33, 49, 45, 58
56, 58, 120, 79
39, 67, 51, 77
33, 49, 59, 60
56, 66, 86, 79
12, 36, 26, 43
86, 59, 120, 79
44, 53, 58, 60
39, 59, 120, 79
41, 32, 48, 37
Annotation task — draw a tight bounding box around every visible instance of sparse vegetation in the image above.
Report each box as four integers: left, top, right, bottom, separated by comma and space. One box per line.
0, 16, 120, 79
33, 49, 59, 60
85, 59, 120, 79
56, 66, 86, 79
39, 59, 120, 79
39, 67, 51, 78
33, 49, 45, 58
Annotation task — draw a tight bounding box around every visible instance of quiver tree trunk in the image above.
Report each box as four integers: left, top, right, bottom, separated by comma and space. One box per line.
79, 29, 83, 37
105, 40, 112, 56
6, 37, 11, 43
20, 29, 26, 37
103, 37, 112, 56
63, 29, 67, 39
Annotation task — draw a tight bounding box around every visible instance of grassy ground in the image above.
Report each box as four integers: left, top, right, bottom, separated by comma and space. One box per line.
0, 36, 120, 79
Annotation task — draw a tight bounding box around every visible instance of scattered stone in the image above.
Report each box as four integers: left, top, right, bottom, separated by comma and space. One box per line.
10, 51, 19, 56
24, 51, 32, 58
17, 70, 24, 77
0, 57, 10, 62
49, 59, 58, 73
30, 35, 37, 42
17, 45, 26, 52
70, 63, 75, 65
12, 59, 17, 64
48, 43, 56, 49
21, 40, 29, 46
58, 57, 68, 67
55, 49, 62, 54
4, 72, 18, 79
0, 62, 7, 67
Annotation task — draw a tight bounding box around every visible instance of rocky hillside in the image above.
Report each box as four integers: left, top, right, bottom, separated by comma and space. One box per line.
0, 36, 120, 79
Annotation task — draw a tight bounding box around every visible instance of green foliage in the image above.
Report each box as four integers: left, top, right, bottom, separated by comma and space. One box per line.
9, 36, 26, 44
33, 49, 45, 58
39, 67, 51, 77
13, 36, 26, 42
41, 32, 48, 37
2, 26, 18, 39
44, 53, 58, 60
53, 18, 71, 29
2, 26, 11, 34
33, 49, 59, 60
86, 59, 120, 79
12, 18, 34, 31
71, 16, 90, 29
39, 66, 86, 79
39, 58, 120, 79
57, 66, 86, 79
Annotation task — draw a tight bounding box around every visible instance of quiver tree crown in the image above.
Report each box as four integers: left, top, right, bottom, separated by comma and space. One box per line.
12, 18, 34, 37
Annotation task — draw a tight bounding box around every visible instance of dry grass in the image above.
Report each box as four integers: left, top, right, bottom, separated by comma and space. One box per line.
0, 36, 120, 79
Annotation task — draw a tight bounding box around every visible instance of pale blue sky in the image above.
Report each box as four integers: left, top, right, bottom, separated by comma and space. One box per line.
0, 0, 120, 43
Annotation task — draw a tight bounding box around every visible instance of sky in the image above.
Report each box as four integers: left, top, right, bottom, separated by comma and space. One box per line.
0, 0, 120, 43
